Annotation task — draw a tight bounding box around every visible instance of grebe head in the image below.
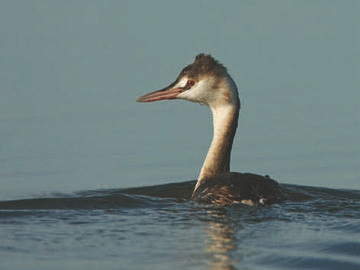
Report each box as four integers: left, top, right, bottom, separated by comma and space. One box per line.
136, 54, 239, 109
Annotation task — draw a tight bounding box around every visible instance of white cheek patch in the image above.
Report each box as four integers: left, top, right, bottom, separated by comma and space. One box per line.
177, 81, 208, 103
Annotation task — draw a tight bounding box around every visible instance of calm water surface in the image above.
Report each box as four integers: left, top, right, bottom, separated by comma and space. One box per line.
1, 182, 360, 270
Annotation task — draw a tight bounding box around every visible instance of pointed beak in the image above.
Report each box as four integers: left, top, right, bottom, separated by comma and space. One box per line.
136, 81, 184, 103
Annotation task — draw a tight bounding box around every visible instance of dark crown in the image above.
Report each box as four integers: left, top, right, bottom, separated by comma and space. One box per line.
179, 54, 227, 79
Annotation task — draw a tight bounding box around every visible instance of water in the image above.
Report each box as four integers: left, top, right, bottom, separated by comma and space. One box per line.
1, 1, 359, 269
1, 183, 360, 270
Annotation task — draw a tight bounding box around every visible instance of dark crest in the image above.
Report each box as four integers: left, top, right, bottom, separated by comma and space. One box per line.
179, 54, 227, 79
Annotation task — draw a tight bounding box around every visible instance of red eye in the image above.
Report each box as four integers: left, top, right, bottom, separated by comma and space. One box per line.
187, 80, 195, 87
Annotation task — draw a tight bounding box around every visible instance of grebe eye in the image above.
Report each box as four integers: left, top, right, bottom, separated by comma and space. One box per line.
187, 80, 195, 87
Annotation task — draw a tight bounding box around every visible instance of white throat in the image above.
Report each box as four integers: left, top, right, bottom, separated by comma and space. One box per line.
194, 100, 240, 191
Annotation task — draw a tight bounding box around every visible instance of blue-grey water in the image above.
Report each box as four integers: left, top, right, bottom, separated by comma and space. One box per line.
1, 184, 360, 270
0, 1, 359, 269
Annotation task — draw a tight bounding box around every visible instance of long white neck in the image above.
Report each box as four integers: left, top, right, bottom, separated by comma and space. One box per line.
194, 100, 240, 191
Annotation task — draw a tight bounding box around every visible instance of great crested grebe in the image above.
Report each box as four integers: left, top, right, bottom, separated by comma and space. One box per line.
137, 54, 281, 206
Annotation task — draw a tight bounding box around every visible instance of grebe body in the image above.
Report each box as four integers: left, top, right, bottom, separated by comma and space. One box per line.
192, 172, 280, 206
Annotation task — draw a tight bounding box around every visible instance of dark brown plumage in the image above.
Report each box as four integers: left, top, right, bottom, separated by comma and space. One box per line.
179, 54, 227, 80
192, 172, 281, 206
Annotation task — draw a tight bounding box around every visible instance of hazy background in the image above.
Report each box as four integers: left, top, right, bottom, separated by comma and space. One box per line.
1, 0, 359, 200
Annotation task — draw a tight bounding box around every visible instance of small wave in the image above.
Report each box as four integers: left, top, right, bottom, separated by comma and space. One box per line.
0, 180, 359, 212
0, 194, 172, 211
0, 180, 195, 211
282, 184, 360, 201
